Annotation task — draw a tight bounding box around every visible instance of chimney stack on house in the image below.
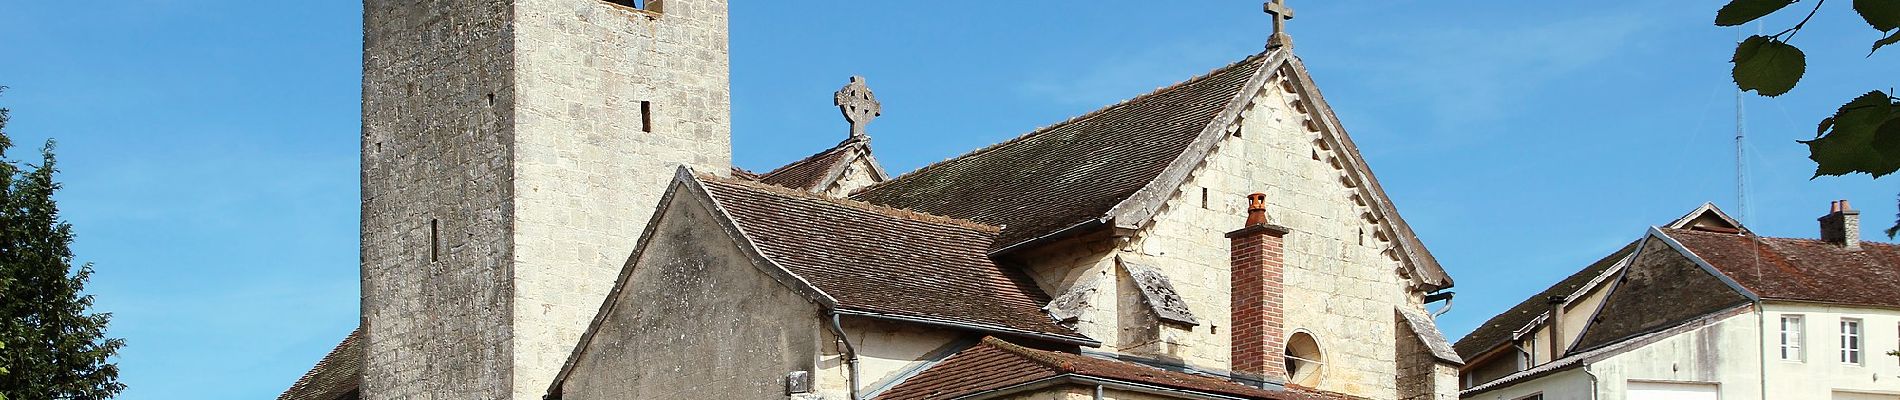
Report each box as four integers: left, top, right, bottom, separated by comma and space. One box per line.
1819, 200, 1861, 249
1227, 193, 1291, 383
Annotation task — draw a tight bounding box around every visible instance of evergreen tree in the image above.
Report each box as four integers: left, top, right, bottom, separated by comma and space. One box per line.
0, 88, 125, 399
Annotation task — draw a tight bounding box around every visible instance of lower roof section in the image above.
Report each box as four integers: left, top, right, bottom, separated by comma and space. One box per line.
873, 337, 1359, 400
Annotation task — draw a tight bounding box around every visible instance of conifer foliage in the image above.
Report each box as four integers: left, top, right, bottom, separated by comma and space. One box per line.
0, 88, 125, 399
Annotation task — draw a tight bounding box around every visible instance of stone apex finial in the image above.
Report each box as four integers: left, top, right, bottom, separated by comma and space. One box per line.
834, 76, 880, 139
1264, 0, 1294, 49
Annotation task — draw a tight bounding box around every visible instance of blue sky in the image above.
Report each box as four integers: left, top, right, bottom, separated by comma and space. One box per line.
1, 1, 1894, 398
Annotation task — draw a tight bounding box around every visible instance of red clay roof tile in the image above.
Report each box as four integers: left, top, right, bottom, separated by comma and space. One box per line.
697, 176, 1084, 341
876, 337, 1356, 400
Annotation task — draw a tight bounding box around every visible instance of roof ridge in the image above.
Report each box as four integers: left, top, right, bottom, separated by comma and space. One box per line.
852, 51, 1274, 195
696, 172, 1001, 233
758, 141, 858, 180
1663, 227, 1900, 248
978, 336, 1081, 372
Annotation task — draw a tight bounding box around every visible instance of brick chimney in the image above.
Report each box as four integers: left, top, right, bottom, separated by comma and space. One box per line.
1227, 193, 1291, 383
1819, 200, 1861, 249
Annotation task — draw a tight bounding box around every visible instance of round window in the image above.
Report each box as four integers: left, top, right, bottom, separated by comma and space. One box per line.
1284, 331, 1325, 387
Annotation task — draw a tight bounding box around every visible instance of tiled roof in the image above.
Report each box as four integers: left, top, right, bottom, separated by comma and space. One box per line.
1453, 241, 1637, 360
1460, 304, 1751, 396
730, 166, 761, 181
875, 337, 1353, 400
1664, 228, 1900, 309
1571, 235, 1751, 352
1397, 308, 1462, 365
852, 54, 1267, 248
758, 139, 865, 192
697, 176, 1086, 342
278, 328, 361, 400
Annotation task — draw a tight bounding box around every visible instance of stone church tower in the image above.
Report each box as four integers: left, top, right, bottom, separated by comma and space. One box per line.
358, 0, 731, 398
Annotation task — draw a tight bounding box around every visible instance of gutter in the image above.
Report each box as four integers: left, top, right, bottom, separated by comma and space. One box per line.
829, 312, 862, 400
988, 220, 1104, 257
833, 308, 1100, 347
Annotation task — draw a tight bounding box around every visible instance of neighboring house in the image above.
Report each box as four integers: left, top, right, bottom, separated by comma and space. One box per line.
281, 1, 1466, 400
1455, 203, 1900, 400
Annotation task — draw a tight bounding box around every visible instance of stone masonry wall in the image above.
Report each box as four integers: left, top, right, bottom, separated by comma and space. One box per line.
821, 156, 880, 197
510, 0, 731, 397
1050, 74, 1464, 395
1397, 318, 1457, 400
555, 189, 818, 399
1017, 70, 1442, 399
361, 0, 517, 398
363, 0, 732, 398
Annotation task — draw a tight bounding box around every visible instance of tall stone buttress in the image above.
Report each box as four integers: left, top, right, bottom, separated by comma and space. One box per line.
359, 0, 732, 398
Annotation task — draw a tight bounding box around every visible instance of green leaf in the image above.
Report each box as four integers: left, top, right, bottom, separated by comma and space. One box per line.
1803, 91, 1900, 176
1856, 0, 1900, 30
1717, 0, 1799, 26
1732, 36, 1807, 97
1876, 30, 1900, 54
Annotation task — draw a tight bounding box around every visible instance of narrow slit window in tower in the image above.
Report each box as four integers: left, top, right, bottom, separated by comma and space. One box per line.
429, 218, 440, 262
640, 101, 654, 133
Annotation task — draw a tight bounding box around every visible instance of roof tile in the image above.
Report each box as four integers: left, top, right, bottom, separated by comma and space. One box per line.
277, 329, 362, 400
852, 54, 1266, 248
875, 337, 1354, 400
698, 176, 1084, 341
1665, 228, 1900, 309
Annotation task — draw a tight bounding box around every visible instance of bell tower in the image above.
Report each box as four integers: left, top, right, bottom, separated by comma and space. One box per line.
359, 0, 731, 398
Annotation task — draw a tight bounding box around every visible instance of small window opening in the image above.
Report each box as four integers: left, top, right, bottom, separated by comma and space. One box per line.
1842, 318, 1863, 364
1200, 188, 1209, 209
640, 101, 654, 133
429, 218, 440, 262
1285, 332, 1325, 387
1780, 315, 1804, 361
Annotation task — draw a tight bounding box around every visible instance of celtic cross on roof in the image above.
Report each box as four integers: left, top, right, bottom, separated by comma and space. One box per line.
834, 76, 880, 139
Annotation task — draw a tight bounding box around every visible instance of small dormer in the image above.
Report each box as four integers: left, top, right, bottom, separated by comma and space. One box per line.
1665, 202, 1748, 234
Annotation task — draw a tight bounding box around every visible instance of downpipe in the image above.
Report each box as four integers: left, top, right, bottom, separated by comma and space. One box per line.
829, 312, 861, 400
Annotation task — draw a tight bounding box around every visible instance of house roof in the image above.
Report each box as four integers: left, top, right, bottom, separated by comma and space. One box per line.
1460, 304, 1752, 397
1397, 308, 1463, 365
730, 166, 762, 180
1452, 204, 1758, 361
1569, 233, 1752, 353
1452, 241, 1638, 360
757, 137, 886, 193
850, 53, 1269, 248
1662, 228, 1900, 309
696, 174, 1087, 343
873, 337, 1354, 400
849, 51, 1452, 291
277, 328, 361, 400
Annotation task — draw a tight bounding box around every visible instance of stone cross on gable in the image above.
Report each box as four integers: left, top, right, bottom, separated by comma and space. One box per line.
834, 76, 880, 139
1264, 0, 1294, 48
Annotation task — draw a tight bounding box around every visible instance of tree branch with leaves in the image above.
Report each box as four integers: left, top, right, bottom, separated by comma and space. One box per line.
1717, 0, 1900, 234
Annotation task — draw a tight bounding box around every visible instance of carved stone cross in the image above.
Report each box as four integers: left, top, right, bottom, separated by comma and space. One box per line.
834, 76, 880, 139
1264, 0, 1294, 48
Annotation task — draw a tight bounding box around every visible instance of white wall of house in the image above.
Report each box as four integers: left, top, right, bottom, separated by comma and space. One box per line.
1466, 369, 1592, 400
1760, 302, 1900, 399
1471, 302, 1900, 400
1585, 310, 1761, 400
